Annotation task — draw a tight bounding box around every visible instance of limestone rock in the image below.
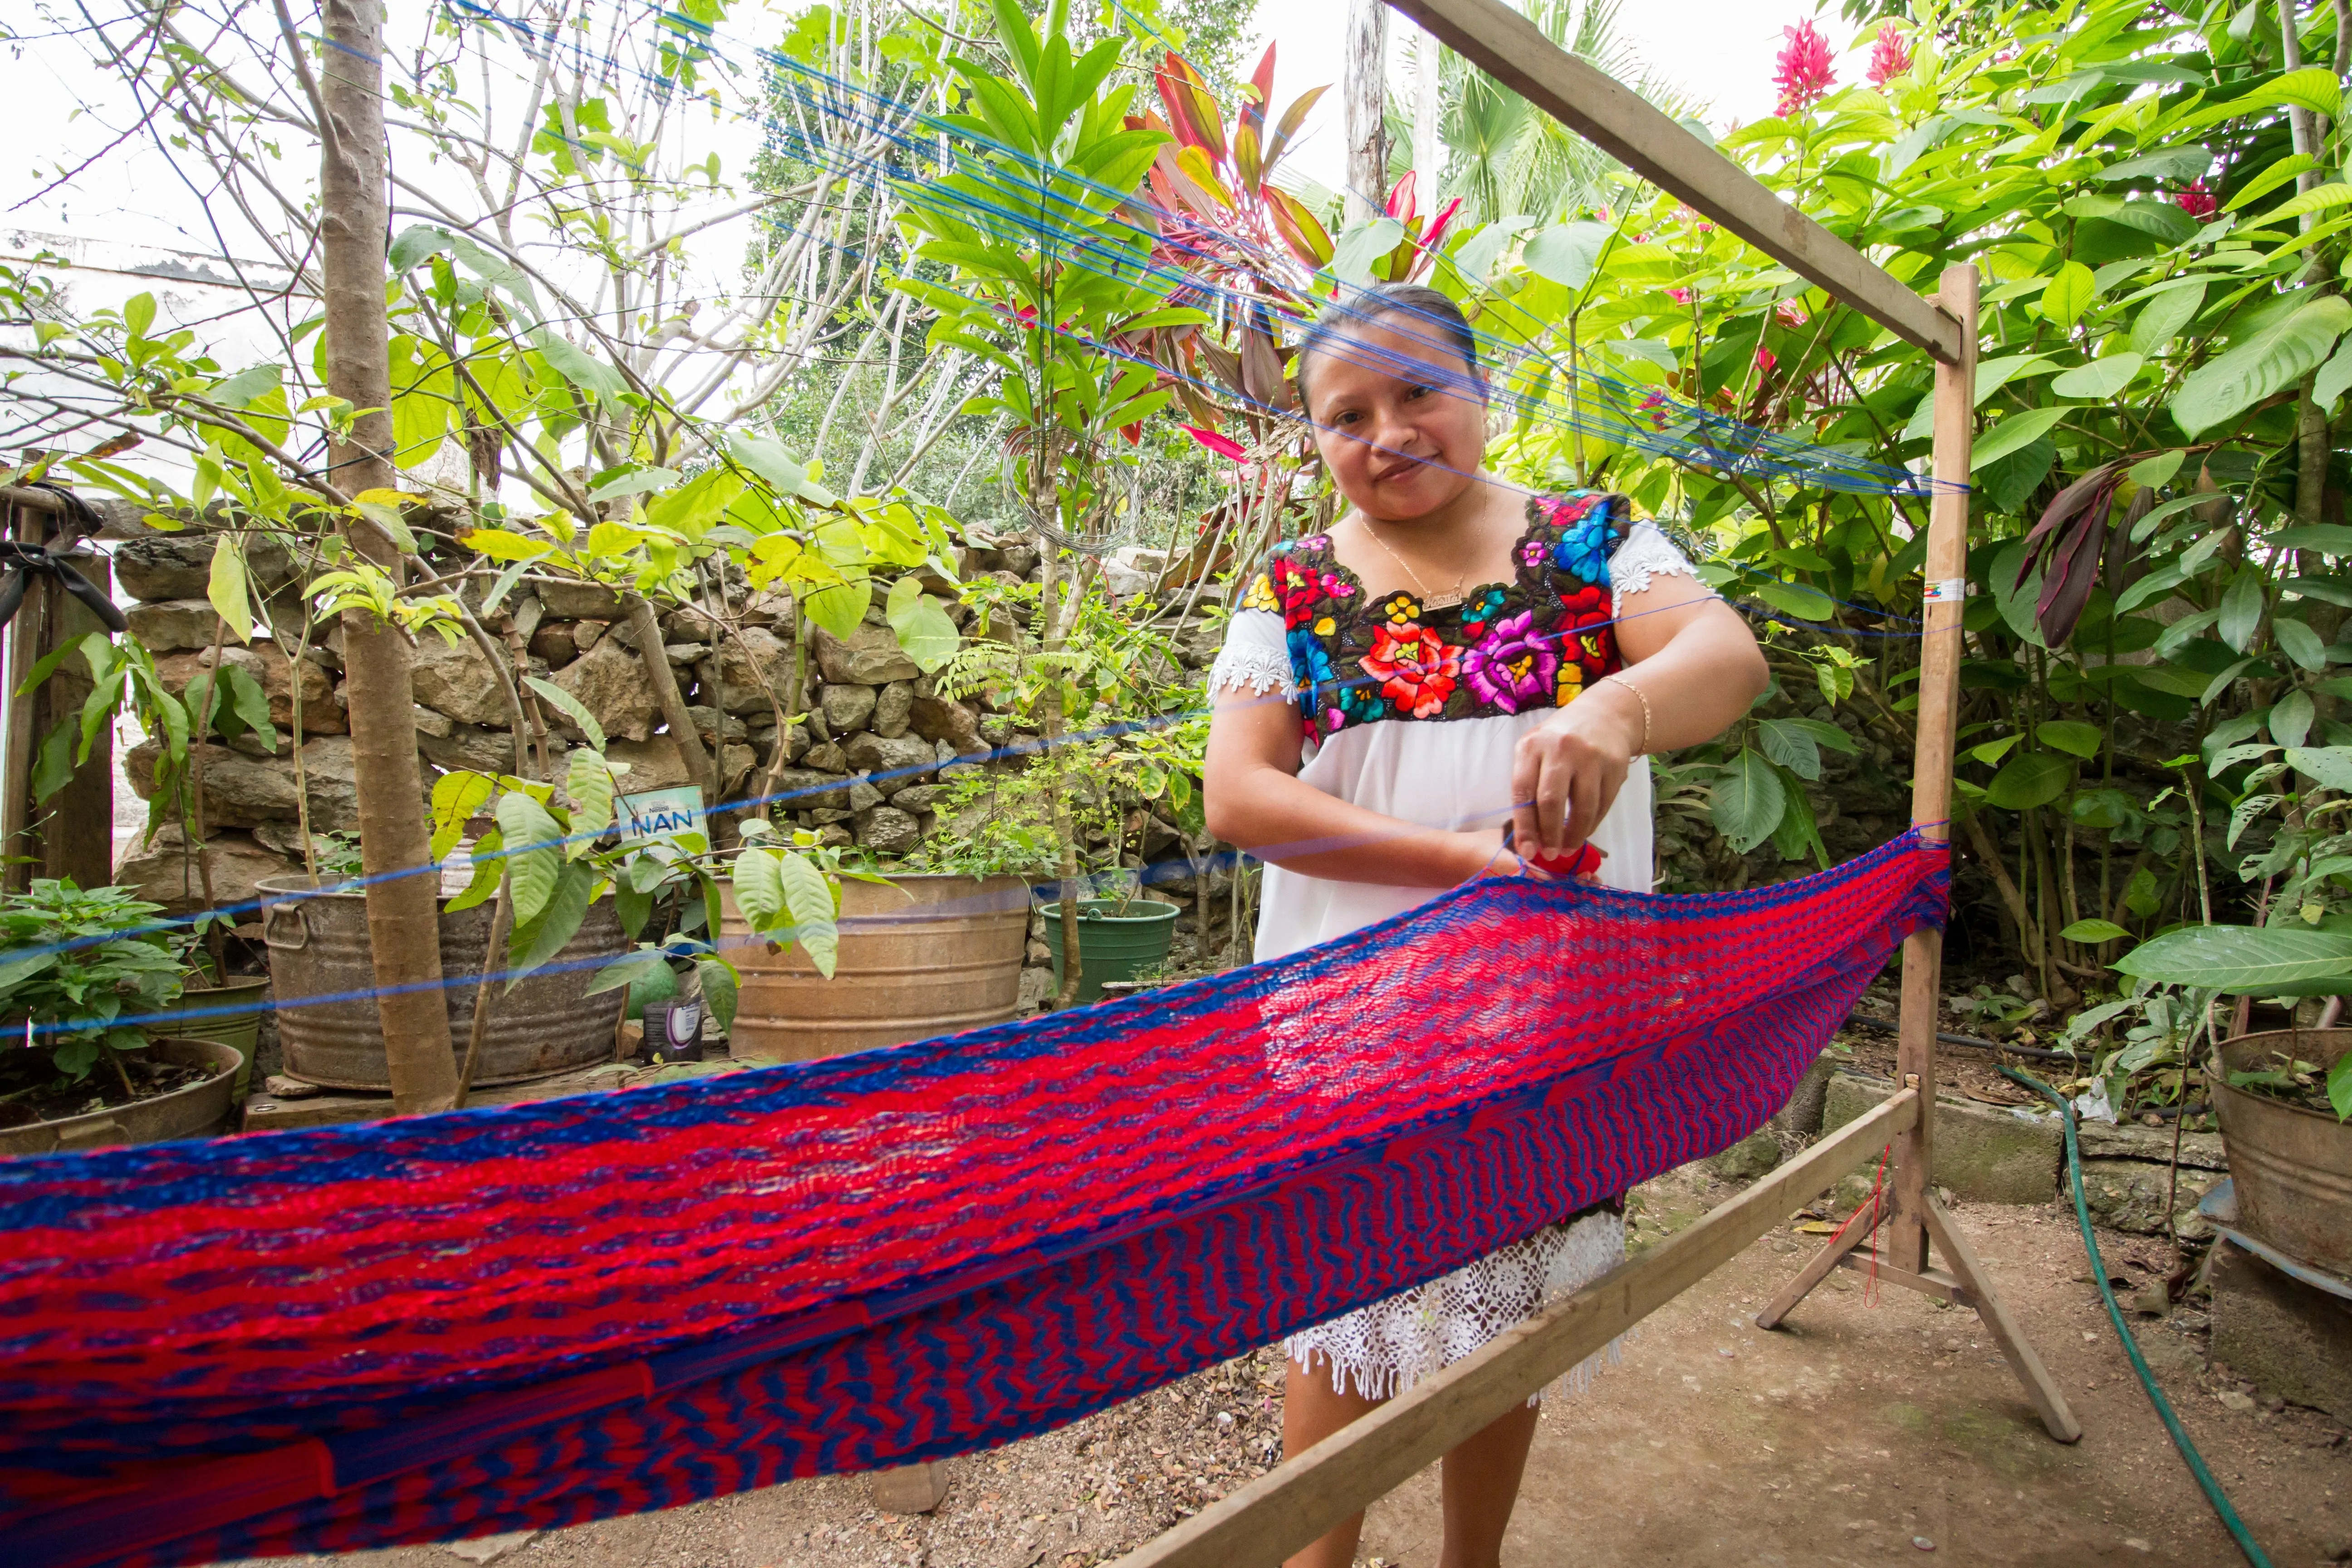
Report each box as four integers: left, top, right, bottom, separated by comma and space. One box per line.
113, 826, 303, 916
262, 645, 342, 734
857, 805, 922, 855
909, 689, 983, 752
550, 637, 657, 743
125, 599, 225, 652
664, 643, 700, 667
803, 740, 849, 774
1704, 1128, 1784, 1182
720, 742, 755, 794
408, 635, 514, 728
573, 619, 610, 652
768, 767, 853, 811
114, 532, 295, 603
813, 823, 853, 848
534, 579, 627, 620
418, 724, 538, 777
124, 735, 362, 831
890, 784, 949, 812
2079, 1157, 2222, 1236
820, 683, 878, 733
696, 626, 794, 714
410, 704, 454, 739
848, 777, 886, 813
813, 623, 920, 686
874, 680, 914, 739
605, 735, 696, 793
685, 706, 750, 745
529, 622, 578, 666
978, 715, 1019, 748
843, 732, 937, 791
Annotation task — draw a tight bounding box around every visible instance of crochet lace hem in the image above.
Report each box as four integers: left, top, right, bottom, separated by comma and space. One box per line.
1207, 645, 1296, 698
1611, 526, 1702, 599
1284, 1206, 1627, 1405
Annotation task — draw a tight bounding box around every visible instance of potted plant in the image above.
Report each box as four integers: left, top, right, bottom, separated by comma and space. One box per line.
0, 879, 241, 1156
2116, 920, 2352, 1279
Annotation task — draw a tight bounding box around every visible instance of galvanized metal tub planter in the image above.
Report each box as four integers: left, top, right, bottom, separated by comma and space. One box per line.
720, 873, 1029, 1060
2209, 1028, 2352, 1279
256, 877, 629, 1090
0, 1038, 241, 1157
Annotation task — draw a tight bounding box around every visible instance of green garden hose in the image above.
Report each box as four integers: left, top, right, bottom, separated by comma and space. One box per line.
1999, 1064, 2274, 1568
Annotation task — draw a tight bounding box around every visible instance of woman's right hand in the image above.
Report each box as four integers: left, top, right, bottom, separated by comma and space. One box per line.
1460, 827, 1527, 882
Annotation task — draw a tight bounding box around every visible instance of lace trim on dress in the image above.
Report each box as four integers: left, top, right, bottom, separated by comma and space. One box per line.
1207, 644, 1298, 699
1284, 1205, 1628, 1405
1609, 525, 1703, 599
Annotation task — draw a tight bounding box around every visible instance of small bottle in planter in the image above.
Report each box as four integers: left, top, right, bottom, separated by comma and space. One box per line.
639, 998, 705, 1063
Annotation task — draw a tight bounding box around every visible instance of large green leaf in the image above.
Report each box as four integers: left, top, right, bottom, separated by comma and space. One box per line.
2217, 564, 2266, 653
206, 539, 251, 645
776, 850, 840, 979
1751, 581, 1833, 620
565, 750, 617, 847
1521, 221, 1612, 289
2172, 295, 2352, 436
2269, 525, 2352, 555
732, 846, 786, 931
2132, 282, 2205, 353
495, 791, 564, 926
506, 862, 595, 985
1332, 218, 1406, 286
1985, 751, 2073, 810
2274, 617, 2329, 671
2114, 924, 2352, 991
1971, 406, 2069, 470
2040, 262, 2095, 328
2286, 746, 2352, 792
1758, 718, 1823, 780
525, 675, 608, 752
1710, 748, 1786, 854
532, 329, 629, 399
697, 956, 740, 1034
2048, 353, 2142, 399
2037, 720, 2105, 759
885, 578, 960, 673
802, 580, 871, 642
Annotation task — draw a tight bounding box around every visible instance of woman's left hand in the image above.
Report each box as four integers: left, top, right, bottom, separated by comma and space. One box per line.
1509, 682, 1645, 856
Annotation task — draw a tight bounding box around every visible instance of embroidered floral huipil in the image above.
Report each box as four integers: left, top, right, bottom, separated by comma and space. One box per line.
1207, 489, 1701, 1405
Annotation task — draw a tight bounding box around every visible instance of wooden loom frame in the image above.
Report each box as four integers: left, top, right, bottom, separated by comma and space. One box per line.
1107, 1, 2079, 1561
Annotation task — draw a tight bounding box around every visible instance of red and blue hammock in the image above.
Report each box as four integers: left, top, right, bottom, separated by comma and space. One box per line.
0, 833, 1947, 1568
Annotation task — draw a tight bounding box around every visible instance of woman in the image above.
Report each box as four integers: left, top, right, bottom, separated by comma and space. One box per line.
1202, 283, 1769, 1568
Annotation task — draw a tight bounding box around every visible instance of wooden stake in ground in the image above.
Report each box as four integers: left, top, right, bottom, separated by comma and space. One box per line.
319, 0, 459, 1113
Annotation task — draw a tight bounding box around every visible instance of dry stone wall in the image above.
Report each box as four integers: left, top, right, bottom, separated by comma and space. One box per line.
107, 529, 1240, 992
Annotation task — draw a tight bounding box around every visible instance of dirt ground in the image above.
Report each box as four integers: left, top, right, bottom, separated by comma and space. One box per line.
283, 1172, 2348, 1568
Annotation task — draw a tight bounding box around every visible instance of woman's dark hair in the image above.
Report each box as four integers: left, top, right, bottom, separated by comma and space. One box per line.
1292, 283, 1483, 408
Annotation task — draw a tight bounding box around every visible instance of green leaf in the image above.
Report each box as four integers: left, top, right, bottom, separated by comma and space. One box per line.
2250, 66, 2342, 122
1710, 748, 1787, 854
2269, 525, 2352, 555
585, 949, 672, 997
1985, 752, 2073, 810
387, 224, 454, 273
1751, 581, 1833, 620
431, 769, 498, 862
206, 538, 251, 644
532, 329, 628, 399
2114, 923, 2352, 991
2126, 450, 2186, 489
445, 828, 504, 913
564, 749, 616, 847
1972, 406, 2070, 470
732, 845, 786, 930
2286, 745, 2352, 791
2049, 353, 2143, 399
524, 674, 607, 752
1758, 717, 1822, 780
2275, 617, 2330, 671
2172, 295, 2352, 437
697, 956, 739, 1034
122, 292, 156, 338
2218, 564, 2267, 653
507, 861, 594, 985
30, 720, 74, 802
885, 578, 960, 674
495, 791, 564, 926
776, 850, 839, 979
1774, 716, 1860, 755
2041, 262, 2096, 328
1331, 218, 1406, 285
802, 580, 870, 642
0, 947, 58, 991
2038, 719, 2105, 758
2250, 181, 2352, 228
2316, 340, 2352, 410
2132, 282, 2206, 353
2061, 918, 2131, 944
1522, 221, 1612, 289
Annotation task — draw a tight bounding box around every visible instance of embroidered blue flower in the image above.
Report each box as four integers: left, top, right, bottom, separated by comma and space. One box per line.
1551, 501, 1614, 585
1287, 625, 1337, 697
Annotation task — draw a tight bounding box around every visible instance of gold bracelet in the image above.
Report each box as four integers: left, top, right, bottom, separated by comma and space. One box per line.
1598, 672, 1652, 756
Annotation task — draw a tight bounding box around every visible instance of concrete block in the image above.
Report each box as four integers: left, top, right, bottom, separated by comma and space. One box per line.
1822, 1070, 2059, 1205
2209, 1243, 2352, 1424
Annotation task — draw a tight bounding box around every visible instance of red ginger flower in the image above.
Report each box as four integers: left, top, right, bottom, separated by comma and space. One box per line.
1775, 20, 1836, 116
2176, 178, 2218, 220
1867, 22, 1912, 87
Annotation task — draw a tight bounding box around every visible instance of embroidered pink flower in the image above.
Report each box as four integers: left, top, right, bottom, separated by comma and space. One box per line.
1867, 22, 1912, 86
1775, 20, 1835, 116
1359, 624, 1460, 718
1461, 610, 1560, 715
2176, 178, 2218, 220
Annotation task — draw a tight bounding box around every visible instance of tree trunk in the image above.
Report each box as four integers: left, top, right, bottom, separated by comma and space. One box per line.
1343, 0, 1389, 226
321, 0, 459, 1114
1412, 27, 1441, 201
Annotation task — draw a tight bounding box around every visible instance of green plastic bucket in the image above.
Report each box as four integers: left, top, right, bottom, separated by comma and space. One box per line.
149, 977, 270, 1098
1037, 897, 1180, 1005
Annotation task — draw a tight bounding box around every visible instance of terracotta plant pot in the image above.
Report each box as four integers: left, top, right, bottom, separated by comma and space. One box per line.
2208, 1029, 2352, 1279
718, 873, 1029, 1061
0, 1037, 241, 1157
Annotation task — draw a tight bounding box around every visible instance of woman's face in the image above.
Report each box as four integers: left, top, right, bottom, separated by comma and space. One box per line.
1301, 314, 1486, 524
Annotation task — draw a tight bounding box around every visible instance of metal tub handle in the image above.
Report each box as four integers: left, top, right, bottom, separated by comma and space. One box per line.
263, 900, 311, 951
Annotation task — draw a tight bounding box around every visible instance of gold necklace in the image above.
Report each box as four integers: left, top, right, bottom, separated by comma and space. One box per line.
1358, 518, 1469, 610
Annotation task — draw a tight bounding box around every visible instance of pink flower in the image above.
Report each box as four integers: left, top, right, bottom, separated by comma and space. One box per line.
1867, 22, 1912, 87
2176, 178, 2218, 220
1669, 286, 1693, 305
1775, 20, 1835, 116
1639, 389, 1671, 430
1776, 300, 1809, 327
1756, 346, 1778, 373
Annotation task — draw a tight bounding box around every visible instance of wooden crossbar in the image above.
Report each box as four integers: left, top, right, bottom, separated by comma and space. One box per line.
1105, 1089, 1922, 1568
1386, 0, 1966, 366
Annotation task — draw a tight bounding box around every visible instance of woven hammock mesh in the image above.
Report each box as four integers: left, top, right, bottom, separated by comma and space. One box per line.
0, 833, 1946, 1568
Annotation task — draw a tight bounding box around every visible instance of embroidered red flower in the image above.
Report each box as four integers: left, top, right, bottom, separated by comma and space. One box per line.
1359, 624, 1461, 718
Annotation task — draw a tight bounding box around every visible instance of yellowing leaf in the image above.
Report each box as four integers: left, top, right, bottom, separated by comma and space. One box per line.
206, 537, 252, 645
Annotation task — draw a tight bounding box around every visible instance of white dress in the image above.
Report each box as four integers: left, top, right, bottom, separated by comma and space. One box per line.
1207, 494, 1700, 1401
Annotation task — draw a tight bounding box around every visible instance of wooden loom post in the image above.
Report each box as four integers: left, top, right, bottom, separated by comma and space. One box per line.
1890, 262, 1978, 1272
